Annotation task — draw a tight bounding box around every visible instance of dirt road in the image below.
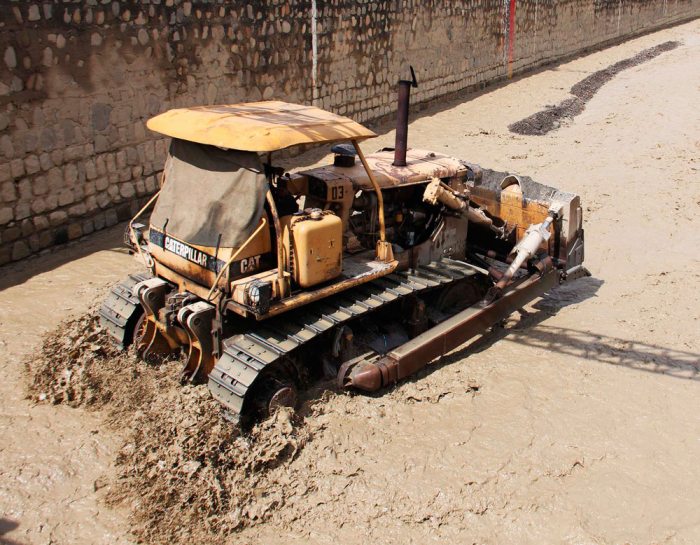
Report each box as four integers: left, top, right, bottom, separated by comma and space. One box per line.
1, 19, 699, 545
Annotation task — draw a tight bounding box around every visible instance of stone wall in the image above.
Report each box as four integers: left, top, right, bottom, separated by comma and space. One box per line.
0, 0, 697, 265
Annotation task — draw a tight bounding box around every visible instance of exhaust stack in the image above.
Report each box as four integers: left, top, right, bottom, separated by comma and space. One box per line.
393, 66, 418, 167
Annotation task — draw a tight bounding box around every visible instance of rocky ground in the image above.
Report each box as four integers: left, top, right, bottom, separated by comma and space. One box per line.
1, 19, 699, 545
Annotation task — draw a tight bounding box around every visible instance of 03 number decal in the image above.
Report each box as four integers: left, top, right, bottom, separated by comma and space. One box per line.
330, 185, 345, 201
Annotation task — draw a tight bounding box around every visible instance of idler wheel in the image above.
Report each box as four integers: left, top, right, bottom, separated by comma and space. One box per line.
132, 312, 147, 348
268, 384, 298, 414
256, 377, 298, 420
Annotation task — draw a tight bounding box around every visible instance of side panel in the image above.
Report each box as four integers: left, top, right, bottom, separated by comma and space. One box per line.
147, 218, 273, 290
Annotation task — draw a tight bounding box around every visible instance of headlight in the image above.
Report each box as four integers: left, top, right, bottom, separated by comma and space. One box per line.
244, 280, 272, 314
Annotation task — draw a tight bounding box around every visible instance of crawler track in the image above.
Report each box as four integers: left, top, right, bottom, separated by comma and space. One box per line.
99, 272, 151, 348
208, 259, 485, 424
98, 260, 489, 424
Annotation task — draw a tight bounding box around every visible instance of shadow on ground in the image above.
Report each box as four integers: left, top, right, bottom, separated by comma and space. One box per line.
0, 518, 23, 545
434, 276, 699, 383
0, 223, 131, 292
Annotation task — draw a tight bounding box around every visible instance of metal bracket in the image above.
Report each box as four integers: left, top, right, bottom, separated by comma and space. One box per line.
133, 278, 177, 360
178, 301, 217, 383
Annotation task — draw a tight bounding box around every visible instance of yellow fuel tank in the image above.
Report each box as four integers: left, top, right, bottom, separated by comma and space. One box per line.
281, 210, 342, 288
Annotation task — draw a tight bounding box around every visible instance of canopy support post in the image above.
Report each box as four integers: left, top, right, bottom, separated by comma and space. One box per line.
351, 139, 393, 263
266, 188, 290, 299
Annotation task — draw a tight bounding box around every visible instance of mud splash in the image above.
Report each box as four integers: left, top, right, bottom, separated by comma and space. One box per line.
26, 311, 484, 544
26, 314, 310, 544
509, 40, 680, 135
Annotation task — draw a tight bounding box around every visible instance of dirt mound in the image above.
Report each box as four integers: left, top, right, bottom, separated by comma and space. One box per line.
28, 313, 127, 408
26, 313, 311, 544
509, 40, 680, 135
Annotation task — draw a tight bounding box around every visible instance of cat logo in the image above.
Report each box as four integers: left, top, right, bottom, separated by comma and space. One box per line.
240, 255, 261, 274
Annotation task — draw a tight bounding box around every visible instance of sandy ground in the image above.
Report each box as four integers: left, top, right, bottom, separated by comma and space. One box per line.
1, 18, 699, 545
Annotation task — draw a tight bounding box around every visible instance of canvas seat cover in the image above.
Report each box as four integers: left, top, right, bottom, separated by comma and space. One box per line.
151, 139, 266, 248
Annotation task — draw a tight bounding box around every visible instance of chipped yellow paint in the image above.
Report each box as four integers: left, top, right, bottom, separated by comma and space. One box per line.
147, 101, 376, 152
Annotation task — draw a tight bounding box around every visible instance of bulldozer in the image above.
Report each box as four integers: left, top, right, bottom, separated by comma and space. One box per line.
100, 73, 588, 426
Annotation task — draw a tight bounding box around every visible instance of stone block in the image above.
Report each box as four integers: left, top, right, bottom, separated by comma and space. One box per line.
20, 218, 34, 237
86, 195, 98, 213
0, 206, 13, 225
119, 182, 136, 198
28, 233, 42, 252
116, 150, 127, 169
96, 155, 106, 176
95, 134, 109, 153
15, 201, 30, 220
49, 210, 68, 227
97, 191, 111, 208
93, 212, 106, 231
18, 178, 32, 200
118, 168, 132, 183
1, 181, 16, 202
50, 149, 63, 166
11, 240, 30, 261
45, 194, 57, 211
0, 163, 10, 183
105, 208, 118, 227
106, 153, 116, 172
47, 167, 63, 191
126, 147, 139, 165
0, 242, 10, 265
67, 222, 82, 240
2, 224, 20, 243
57, 189, 74, 206
0, 135, 10, 161
63, 163, 79, 186
85, 160, 97, 180
33, 176, 48, 196
27, 5, 41, 22
144, 141, 155, 161
92, 103, 112, 132
34, 215, 50, 231
25, 154, 41, 175
95, 177, 109, 191
39, 153, 53, 171
31, 198, 47, 215
68, 203, 87, 217
10, 159, 24, 179
82, 219, 95, 235
64, 145, 82, 162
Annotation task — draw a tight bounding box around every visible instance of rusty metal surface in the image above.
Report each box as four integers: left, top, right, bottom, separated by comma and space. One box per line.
210, 258, 481, 423
393, 82, 410, 166
346, 268, 561, 391
393, 66, 418, 167
352, 139, 388, 245
235, 254, 398, 319
301, 148, 468, 191
146, 100, 376, 152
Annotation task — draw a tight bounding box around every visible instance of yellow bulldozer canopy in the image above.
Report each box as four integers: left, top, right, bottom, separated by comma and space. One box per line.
146, 101, 377, 152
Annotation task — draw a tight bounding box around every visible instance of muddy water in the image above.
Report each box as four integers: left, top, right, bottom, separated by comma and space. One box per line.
0, 229, 140, 545
2, 18, 700, 545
